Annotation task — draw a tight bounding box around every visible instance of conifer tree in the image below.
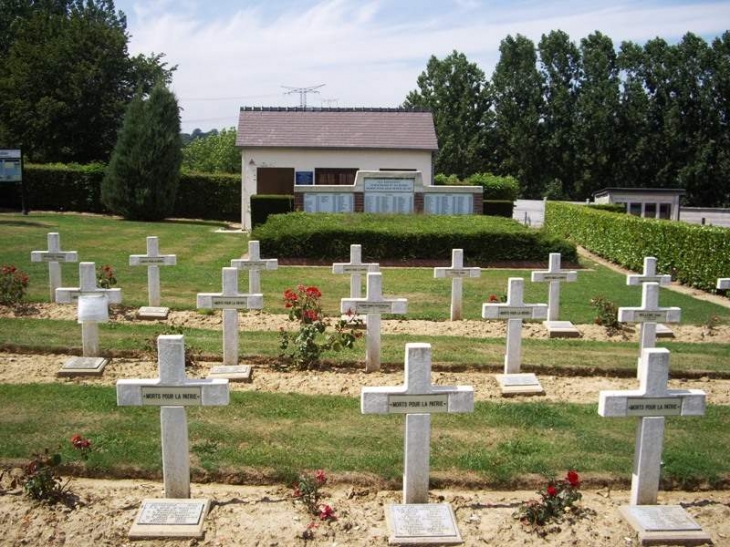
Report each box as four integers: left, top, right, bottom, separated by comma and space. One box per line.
102, 85, 182, 220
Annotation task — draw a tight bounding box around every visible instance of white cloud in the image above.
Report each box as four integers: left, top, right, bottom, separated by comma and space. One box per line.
121, 0, 730, 131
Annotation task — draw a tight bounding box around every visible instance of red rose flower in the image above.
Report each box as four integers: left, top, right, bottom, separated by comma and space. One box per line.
566, 470, 580, 487
318, 504, 336, 521
546, 485, 557, 497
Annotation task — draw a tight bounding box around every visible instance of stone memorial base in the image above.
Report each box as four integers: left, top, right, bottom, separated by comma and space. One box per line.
543, 320, 581, 338
656, 324, 675, 338
207, 365, 253, 383
137, 306, 170, 320
129, 498, 210, 539
619, 505, 711, 546
57, 357, 108, 377
495, 373, 544, 396
385, 503, 463, 545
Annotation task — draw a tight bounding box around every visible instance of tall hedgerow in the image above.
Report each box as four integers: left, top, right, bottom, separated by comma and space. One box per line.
101, 85, 182, 220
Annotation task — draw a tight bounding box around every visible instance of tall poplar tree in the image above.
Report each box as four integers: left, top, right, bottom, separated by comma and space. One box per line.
405, 50, 492, 178
492, 34, 545, 198
101, 85, 182, 220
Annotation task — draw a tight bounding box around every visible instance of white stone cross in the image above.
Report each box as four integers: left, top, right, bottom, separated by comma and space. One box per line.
530, 252, 577, 321
341, 272, 407, 372
434, 249, 481, 321
117, 335, 230, 499
230, 240, 278, 294
361, 343, 474, 503
197, 267, 263, 366
332, 244, 379, 299
30, 232, 78, 301
718, 278, 730, 290
599, 348, 705, 505
627, 257, 672, 287
619, 282, 681, 357
482, 278, 547, 374
129, 236, 177, 307
56, 262, 122, 356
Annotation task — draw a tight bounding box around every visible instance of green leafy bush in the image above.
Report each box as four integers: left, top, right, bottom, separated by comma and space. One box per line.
587, 204, 625, 214
174, 172, 239, 221
544, 202, 730, 291
253, 213, 576, 263
483, 200, 514, 217
251, 195, 294, 228
433, 173, 462, 186
465, 173, 520, 200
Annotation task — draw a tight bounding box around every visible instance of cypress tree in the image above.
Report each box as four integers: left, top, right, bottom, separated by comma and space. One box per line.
102, 85, 182, 220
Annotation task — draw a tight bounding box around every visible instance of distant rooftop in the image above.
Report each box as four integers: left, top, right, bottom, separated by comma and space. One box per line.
236, 107, 438, 151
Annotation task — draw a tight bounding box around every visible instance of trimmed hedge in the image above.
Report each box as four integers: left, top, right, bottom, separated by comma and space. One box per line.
0, 164, 240, 221
252, 212, 576, 263
483, 200, 514, 217
251, 195, 294, 228
466, 173, 520, 201
588, 204, 625, 214
544, 202, 730, 291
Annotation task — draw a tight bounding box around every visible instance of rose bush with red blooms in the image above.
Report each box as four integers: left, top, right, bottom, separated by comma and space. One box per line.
279, 285, 362, 370
514, 470, 583, 529
0, 264, 30, 305
70, 434, 92, 460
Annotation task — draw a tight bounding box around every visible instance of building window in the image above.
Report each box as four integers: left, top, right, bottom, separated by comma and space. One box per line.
628, 203, 641, 216
315, 168, 358, 185
659, 203, 671, 219
644, 203, 657, 218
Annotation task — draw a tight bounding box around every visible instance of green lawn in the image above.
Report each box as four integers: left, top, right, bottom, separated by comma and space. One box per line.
0, 384, 726, 488
2, 212, 729, 323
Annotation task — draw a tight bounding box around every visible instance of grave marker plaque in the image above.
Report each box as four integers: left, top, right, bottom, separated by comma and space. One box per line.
530, 253, 579, 337
332, 244, 379, 300
230, 240, 278, 294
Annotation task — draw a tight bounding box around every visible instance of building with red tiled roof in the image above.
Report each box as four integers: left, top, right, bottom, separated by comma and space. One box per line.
236, 107, 438, 230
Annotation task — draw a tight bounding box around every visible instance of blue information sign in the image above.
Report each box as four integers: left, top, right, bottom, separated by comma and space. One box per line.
0, 150, 22, 183
295, 171, 313, 185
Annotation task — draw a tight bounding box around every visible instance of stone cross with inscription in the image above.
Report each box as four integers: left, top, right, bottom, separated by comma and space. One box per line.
55, 262, 122, 366
482, 278, 547, 393
619, 282, 681, 360
433, 249, 481, 321
362, 343, 474, 504
332, 244, 379, 299
30, 232, 78, 301
626, 257, 672, 287
129, 236, 177, 315
341, 272, 407, 372
599, 348, 705, 506
530, 253, 577, 329
117, 335, 230, 499
230, 240, 278, 294
196, 267, 263, 366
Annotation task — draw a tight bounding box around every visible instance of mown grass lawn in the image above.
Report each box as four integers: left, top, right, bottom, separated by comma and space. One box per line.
2, 212, 729, 323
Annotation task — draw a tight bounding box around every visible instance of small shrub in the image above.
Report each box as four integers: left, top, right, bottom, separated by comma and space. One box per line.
590, 295, 622, 334
514, 470, 582, 529
22, 448, 68, 503
465, 173, 520, 201
0, 265, 29, 305
279, 285, 362, 371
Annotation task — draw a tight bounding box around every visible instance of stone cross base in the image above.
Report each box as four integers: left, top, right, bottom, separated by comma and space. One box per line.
137, 306, 170, 320
619, 505, 711, 546
495, 373, 544, 396
543, 320, 581, 338
385, 503, 463, 545
57, 357, 108, 377
207, 365, 253, 383
655, 324, 675, 338
128, 498, 210, 539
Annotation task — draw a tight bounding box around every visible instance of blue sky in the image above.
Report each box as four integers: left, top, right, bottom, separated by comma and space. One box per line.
112, 0, 730, 132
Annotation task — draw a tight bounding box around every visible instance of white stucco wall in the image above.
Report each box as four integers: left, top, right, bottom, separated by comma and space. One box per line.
239, 148, 434, 230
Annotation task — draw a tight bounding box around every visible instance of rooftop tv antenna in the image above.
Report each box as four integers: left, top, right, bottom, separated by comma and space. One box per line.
282, 84, 325, 108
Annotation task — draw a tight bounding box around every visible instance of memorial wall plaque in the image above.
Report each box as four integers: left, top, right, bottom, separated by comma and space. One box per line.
424, 194, 473, 215
303, 193, 353, 213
